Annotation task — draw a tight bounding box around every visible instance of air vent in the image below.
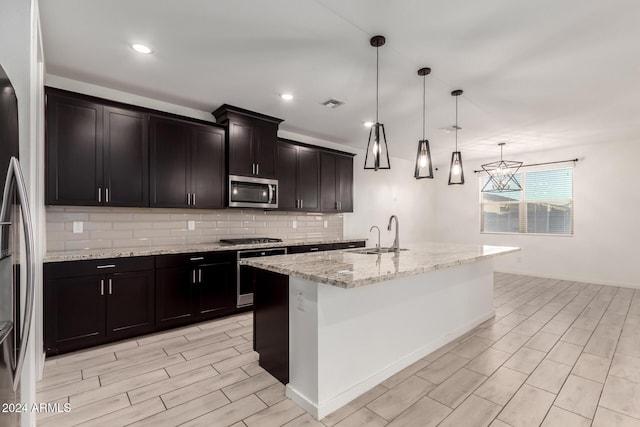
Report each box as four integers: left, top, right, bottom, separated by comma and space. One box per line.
322, 99, 344, 108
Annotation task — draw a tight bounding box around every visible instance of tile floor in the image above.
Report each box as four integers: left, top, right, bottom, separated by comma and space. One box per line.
37, 273, 640, 426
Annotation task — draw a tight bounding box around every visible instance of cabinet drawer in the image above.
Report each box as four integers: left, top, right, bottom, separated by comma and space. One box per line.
333, 241, 366, 250
287, 243, 335, 254
155, 251, 235, 269
45, 256, 155, 279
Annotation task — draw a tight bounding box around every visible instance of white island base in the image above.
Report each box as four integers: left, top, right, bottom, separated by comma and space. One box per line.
286, 258, 495, 420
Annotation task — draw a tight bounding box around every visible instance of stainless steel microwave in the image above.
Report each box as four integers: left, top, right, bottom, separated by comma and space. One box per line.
228, 175, 278, 209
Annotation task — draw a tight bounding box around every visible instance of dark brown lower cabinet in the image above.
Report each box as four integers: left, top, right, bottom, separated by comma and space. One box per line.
252, 267, 289, 384
155, 251, 235, 329
44, 257, 155, 356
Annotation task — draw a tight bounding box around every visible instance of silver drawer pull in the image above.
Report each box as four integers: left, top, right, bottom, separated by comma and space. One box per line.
348, 245, 355, 248
108, 278, 112, 295
100, 279, 104, 296
310, 248, 319, 251
97, 264, 116, 269
198, 269, 202, 283
192, 270, 196, 283
190, 256, 204, 261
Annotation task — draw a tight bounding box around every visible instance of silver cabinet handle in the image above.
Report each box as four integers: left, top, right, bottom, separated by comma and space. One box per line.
97, 264, 116, 269
98, 187, 102, 203
190, 256, 204, 261
198, 269, 202, 283
310, 247, 319, 251
252, 163, 255, 175
300, 199, 303, 209
100, 279, 104, 296
187, 193, 191, 206
108, 278, 112, 295
192, 269, 196, 283
193, 193, 196, 206
256, 163, 259, 175
106, 188, 109, 203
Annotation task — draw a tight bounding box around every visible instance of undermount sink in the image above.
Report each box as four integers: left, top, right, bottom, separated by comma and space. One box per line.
349, 247, 408, 255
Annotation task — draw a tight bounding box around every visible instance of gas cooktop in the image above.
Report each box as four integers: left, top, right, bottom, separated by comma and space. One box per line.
219, 237, 283, 245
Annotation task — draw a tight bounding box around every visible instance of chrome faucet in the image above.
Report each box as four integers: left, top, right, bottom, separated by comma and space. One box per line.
387, 215, 400, 251
369, 225, 381, 250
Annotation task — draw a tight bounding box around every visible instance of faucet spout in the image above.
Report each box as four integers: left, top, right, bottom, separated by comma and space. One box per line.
369, 225, 381, 249
387, 215, 400, 251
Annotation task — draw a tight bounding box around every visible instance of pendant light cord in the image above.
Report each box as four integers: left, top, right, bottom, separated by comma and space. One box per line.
455, 95, 458, 152
422, 75, 426, 140
376, 46, 379, 123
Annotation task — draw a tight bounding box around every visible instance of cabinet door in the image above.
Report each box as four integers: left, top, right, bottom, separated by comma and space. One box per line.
197, 261, 234, 319
228, 121, 254, 176
254, 124, 277, 178
298, 147, 320, 211
44, 274, 106, 355
150, 116, 191, 207
104, 107, 149, 207
276, 142, 298, 210
336, 155, 354, 212
191, 125, 225, 209
320, 152, 338, 212
155, 266, 196, 328
106, 270, 155, 339
46, 93, 103, 205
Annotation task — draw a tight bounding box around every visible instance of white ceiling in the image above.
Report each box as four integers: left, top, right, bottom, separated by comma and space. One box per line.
39, 0, 640, 162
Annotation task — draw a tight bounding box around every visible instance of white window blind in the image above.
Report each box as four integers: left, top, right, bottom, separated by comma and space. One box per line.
480, 167, 573, 235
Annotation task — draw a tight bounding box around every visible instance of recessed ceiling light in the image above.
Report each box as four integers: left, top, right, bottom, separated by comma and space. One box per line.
280, 93, 294, 101
131, 43, 152, 54
363, 121, 374, 128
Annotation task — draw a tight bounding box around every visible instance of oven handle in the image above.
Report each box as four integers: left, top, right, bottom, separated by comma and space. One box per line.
268, 184, 274, 204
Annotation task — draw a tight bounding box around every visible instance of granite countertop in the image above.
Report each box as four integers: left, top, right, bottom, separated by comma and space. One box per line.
43, 238, 367, 263
241, 242, 521, 289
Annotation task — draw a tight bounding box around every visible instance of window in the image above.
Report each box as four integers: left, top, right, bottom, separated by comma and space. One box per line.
480, 167, 573, 235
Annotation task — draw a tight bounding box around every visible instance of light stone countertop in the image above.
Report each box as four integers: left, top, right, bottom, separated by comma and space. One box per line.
44, 238, 367, 263
241, 241, 521, 289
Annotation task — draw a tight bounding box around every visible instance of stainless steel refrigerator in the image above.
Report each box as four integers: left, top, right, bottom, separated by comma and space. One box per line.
0, 64, 36, 427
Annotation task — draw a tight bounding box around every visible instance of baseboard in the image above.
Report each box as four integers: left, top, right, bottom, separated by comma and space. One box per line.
288, 310, 495, 420
495, 269, 640, 290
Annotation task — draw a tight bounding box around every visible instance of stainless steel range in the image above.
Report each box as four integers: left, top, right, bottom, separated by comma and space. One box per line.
219, 238, 286, 307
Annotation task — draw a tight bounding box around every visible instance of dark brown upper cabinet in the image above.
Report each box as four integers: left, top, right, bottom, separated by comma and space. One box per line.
212, 104, 283, 179
276, 140, 320, 212
320, 151, 355, 213
150, 115, 225, 209
46, 88, 149, 207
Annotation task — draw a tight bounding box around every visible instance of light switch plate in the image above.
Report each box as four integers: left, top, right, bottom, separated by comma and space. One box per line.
187, 220, 196, 230
72, 221, 83, 234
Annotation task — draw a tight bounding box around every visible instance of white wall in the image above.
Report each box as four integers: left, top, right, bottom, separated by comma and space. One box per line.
0, 0, 44, 425
433, 140, 640, 288
344, 154, 436, 247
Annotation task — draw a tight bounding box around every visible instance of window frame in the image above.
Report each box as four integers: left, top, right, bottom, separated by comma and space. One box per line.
479, 166, 574, 237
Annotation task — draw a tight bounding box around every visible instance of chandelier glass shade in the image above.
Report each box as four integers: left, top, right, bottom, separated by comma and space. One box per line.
448, 90, 465, 185
414, 67, 433, 179
364, 35, 391, 171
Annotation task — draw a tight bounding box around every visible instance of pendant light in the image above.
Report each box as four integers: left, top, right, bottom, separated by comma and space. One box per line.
364, 35, 391, 171
481, 143, 523, 192
448, 89, 465, 185
414, 67, 433, 179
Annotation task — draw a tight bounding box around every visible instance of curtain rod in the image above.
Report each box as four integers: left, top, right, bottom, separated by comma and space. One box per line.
473, 158, 579, 174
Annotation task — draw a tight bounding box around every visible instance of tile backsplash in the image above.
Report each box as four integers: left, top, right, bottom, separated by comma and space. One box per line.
46, 206, 343, 252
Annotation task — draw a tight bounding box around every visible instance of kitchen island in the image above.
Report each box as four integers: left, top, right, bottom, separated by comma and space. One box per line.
242, 242, 520, 419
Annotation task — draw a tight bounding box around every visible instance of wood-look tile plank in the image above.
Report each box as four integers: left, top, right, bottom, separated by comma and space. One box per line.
243, 399, 306, 427
82, 348, 167, 379
164, 347, 238, 377
76, 397, 165, 427
115, 335, 188, 359
38, 393, 130, 427
438, 394, 501, 427
136, 325, 201, 346
414, 353, 468, 385
497, 384, 555, 427
450, 336, 495, 360
99, 353, 185, 386
221, 371, 278, 401
525, 331, 561, 353
386, 395, 451, 427
185, 321, 246, 341
321, 385, 387, 427
428, 368, 487, 409
474, 367, 527, 406
492, 332, 530, 354
43, 352, 116, 377
283, 413, 325, 427
71, 369, 168, 407
503, 347, 546, 375
255, 382, 286, 406
367, 375, 434, 421
178, 335, 247, 359
129, 390, 230, 426
213, 351, 259, 373
37, 376, 100, 404
179, 394, 267, 427
380, 358, 430, 389
466, 348, 511, 377
128, 365, 218, 404
36, 369, 82, 392
161, 368, 249, 409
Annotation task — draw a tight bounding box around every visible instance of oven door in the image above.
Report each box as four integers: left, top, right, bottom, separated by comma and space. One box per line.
229, 175, 278, 209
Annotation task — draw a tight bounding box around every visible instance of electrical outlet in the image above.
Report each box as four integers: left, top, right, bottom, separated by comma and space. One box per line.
324, 220, 328, 228
187, 220, 196, 231
292, 220, 297, 229
72, 221, 83, 234
296, 292, 305, 312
